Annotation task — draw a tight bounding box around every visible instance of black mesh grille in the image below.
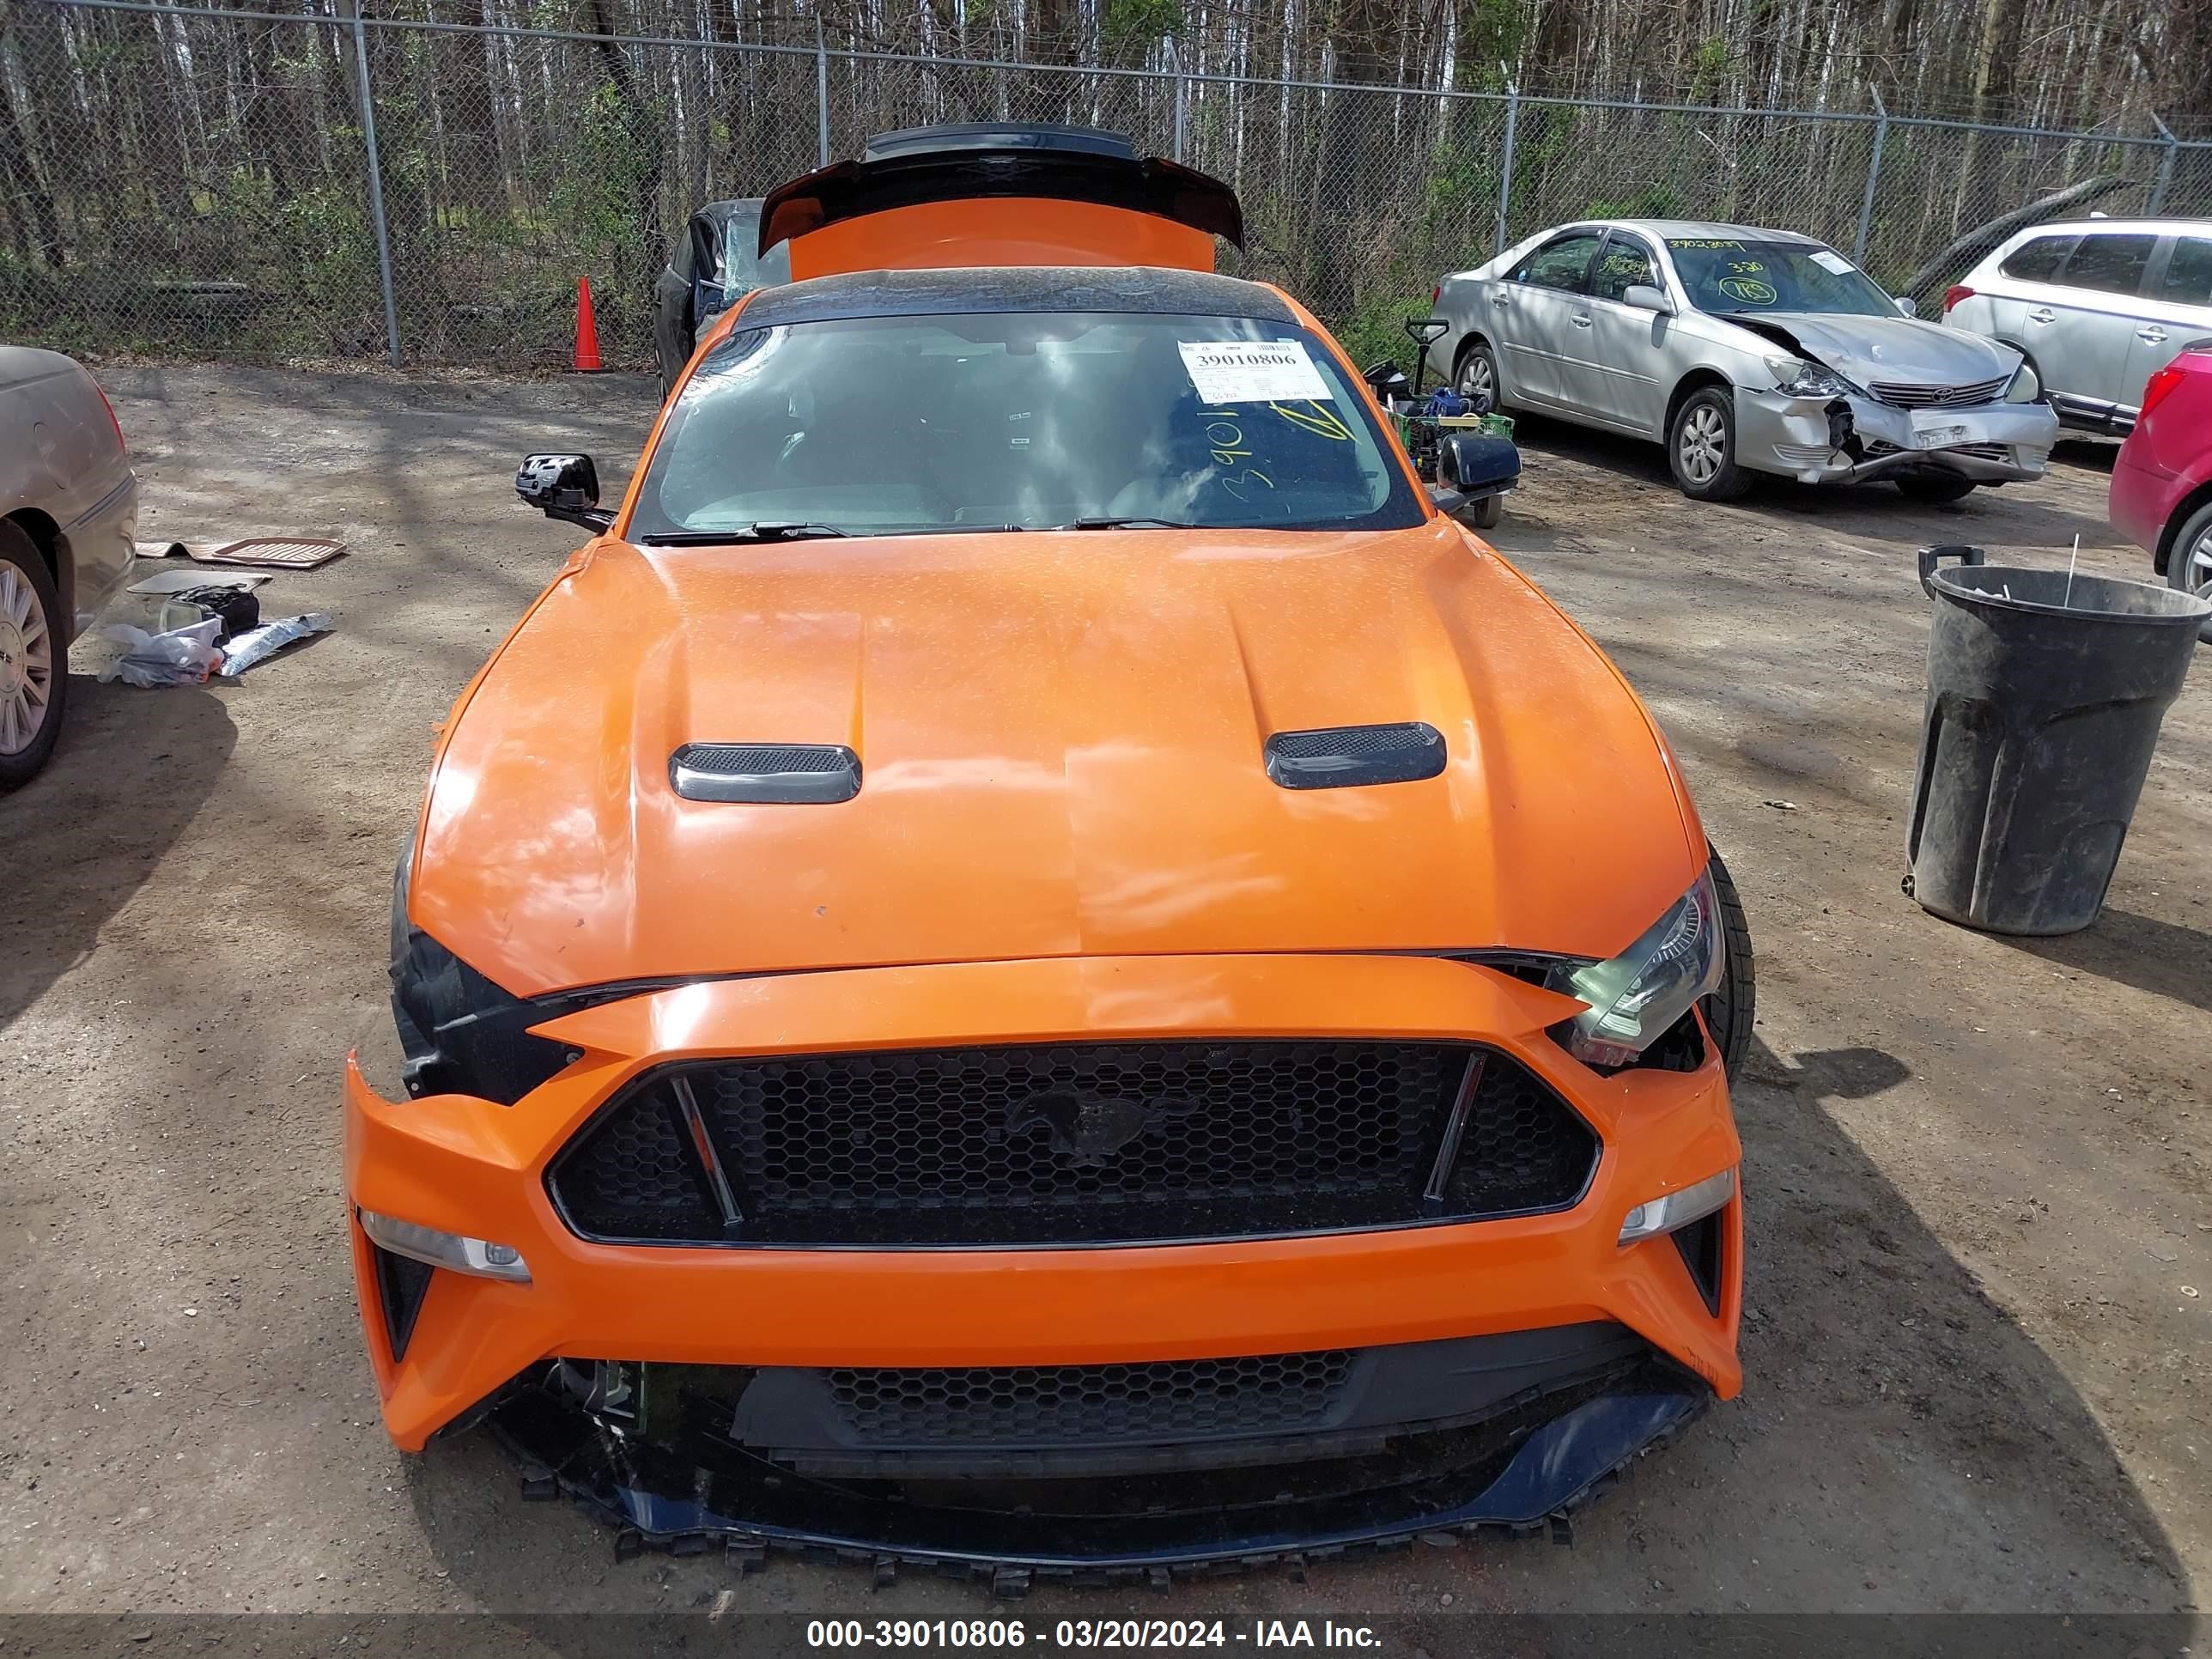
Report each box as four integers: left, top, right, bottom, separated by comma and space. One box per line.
824, 1352, 1357, 1446
678, 744, 850, 774
548, 1040, 1599, 1247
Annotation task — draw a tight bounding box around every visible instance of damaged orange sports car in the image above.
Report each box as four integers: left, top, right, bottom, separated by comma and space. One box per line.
347, 124, 1754, 1585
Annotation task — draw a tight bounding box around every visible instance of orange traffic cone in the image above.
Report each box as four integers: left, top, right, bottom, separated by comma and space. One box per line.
573, 276, 604, 373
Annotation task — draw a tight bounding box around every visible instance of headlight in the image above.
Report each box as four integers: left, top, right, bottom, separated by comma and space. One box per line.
2005, 359, 2041, 403
1765, 356, 1852, 399
389, 842, 576, 1103
1554, 869, 1726, 1068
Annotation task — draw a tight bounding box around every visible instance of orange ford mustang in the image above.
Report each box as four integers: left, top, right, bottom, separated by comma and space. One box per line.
347, 125, 1754, 1584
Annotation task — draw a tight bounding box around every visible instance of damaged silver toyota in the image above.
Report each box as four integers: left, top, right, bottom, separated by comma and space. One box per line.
1425, 218, 2059, 503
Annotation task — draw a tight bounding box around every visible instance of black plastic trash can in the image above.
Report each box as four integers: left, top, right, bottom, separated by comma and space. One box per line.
1906, 544, 2208, 936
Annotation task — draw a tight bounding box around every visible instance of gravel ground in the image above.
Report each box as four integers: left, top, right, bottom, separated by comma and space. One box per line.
1, 365, 2204, 1629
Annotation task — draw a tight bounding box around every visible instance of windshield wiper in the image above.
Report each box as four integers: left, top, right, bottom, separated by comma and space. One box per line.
639, 521, 850, 545
1056, 516, 1202, 531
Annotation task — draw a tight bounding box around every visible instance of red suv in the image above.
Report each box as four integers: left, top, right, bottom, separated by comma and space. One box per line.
2111, 345, 2212, 642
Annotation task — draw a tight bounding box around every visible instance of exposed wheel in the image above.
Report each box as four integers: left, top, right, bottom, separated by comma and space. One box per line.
1455, 339, 1501, 411
0, 523, 65, 792
1895, 474, 1978, 505
1465, 493, 1504, 531
1699, 848, 1756, 1082
2166, 498, 2212, 645
1668, 386, 1752, 501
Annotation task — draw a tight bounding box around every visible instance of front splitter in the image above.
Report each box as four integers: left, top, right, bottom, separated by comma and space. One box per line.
485, 1364, 1711, 1590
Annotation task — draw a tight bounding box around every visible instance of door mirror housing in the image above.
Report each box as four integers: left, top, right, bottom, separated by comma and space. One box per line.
1893, 294, 1918, 318
515, 453, 614, 533
1432, 432, 1520, 517
1622, 283, 1675, 315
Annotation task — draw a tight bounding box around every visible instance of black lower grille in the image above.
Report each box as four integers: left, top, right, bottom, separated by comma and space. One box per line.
548, 1039, 1599, 1247
827, 1351, 1357, 1447
371, 1244, 434, 1361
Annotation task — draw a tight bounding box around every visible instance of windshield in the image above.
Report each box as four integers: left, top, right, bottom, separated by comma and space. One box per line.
631, 311, 1421, 539
1667, 239, 1899, 317
716, 213, 791, 295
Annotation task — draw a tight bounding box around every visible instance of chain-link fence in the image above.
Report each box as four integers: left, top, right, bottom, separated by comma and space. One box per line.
3, 0, 2208, 372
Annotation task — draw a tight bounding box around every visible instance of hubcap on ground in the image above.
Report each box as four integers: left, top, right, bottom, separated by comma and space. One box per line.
1680, 405, 1725, 484
0, 564, 53, 757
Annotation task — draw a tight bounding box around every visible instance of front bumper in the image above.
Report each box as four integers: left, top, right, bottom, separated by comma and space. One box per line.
1736, 386, 2058, 485
344, 952, 1740, 1561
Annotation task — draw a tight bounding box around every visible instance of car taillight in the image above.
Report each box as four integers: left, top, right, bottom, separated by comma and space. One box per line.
1942, 284, 1976, 314
2139, 364, 2185, 419
93, 380, 125, 452
1431, 284, 1441, 307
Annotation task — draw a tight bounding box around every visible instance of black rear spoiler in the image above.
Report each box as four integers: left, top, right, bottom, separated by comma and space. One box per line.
757, 123, 1243, 256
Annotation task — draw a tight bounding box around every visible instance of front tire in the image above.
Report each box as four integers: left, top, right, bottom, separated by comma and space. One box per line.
1455, 339, 1501, 411
1700, 849, 1756, 1082
1668, 386, 1753, 501
2166, 498, 2212, 645
1895, 474, 1978, 505
0, 524, 66, 792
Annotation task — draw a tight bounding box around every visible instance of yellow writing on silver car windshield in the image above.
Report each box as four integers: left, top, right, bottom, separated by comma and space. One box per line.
1668, 238, 1745, 249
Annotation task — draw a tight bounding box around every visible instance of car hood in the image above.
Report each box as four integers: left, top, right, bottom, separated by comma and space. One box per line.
1733, 311, 2021, 388
413, 520, 1703, 996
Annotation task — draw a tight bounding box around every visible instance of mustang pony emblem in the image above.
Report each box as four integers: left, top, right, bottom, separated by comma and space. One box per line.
1006, 1088, 1188, 1165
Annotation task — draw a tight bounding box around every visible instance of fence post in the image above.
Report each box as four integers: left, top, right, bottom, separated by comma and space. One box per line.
1493, 69, 1519, 258
815, 22, 831, 167
346, 0, 401, 366
2148, 112, 2177, 215
1853, 84, 1887, 265
1164, 38, 1187, 162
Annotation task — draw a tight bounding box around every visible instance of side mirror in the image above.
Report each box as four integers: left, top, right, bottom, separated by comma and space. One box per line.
1434, 432, 1520, 516
1622, 283, 1675, 316
1404, 316, 1451, 346
515, 453, 614, 533
1894, 295, 1918, 318
1362, 359, 1412, 399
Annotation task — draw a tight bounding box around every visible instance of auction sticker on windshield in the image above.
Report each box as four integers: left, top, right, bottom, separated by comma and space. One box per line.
1179, 339, 1332, 404
1810, 249, 1857, 275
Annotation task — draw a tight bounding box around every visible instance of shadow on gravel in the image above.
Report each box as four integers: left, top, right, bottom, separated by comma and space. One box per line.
391, 1029, 2190, 1616
1996, 907, 2212, 1013
0, 673, 235, 1032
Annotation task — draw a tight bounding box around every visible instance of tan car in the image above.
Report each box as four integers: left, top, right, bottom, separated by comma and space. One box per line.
1, 346, 138, 789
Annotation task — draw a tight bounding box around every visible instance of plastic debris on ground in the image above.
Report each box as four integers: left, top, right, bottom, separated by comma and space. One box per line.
97, 617, 222, 688
128, 570, 272, 597
159, 585, 261, 641
216, 612, 333, 677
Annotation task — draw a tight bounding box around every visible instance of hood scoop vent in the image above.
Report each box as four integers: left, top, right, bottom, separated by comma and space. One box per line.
1264, 723, 1445, 790
670, 743, 861, 804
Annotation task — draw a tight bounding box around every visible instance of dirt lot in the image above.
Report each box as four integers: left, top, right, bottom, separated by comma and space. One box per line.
2, 366, 2205, 1627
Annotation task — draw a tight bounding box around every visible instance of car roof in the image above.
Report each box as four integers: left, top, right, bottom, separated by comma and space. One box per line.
1600, 219, 1825, 245
2014, 216, 2212, 234
732, 264, 1297, 328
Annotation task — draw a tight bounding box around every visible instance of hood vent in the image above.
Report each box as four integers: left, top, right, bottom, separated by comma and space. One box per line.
670, 743, 861, 804
1265, 723, 1446, 790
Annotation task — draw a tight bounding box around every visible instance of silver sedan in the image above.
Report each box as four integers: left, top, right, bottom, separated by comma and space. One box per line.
2, 345, 138, 789
1424, 219, 2060, 503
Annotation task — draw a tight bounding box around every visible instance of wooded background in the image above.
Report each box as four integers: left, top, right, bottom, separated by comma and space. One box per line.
2, 0, 2206, 369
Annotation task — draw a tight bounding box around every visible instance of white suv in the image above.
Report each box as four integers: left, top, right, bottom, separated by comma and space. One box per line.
1942, 217, 2212, 433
